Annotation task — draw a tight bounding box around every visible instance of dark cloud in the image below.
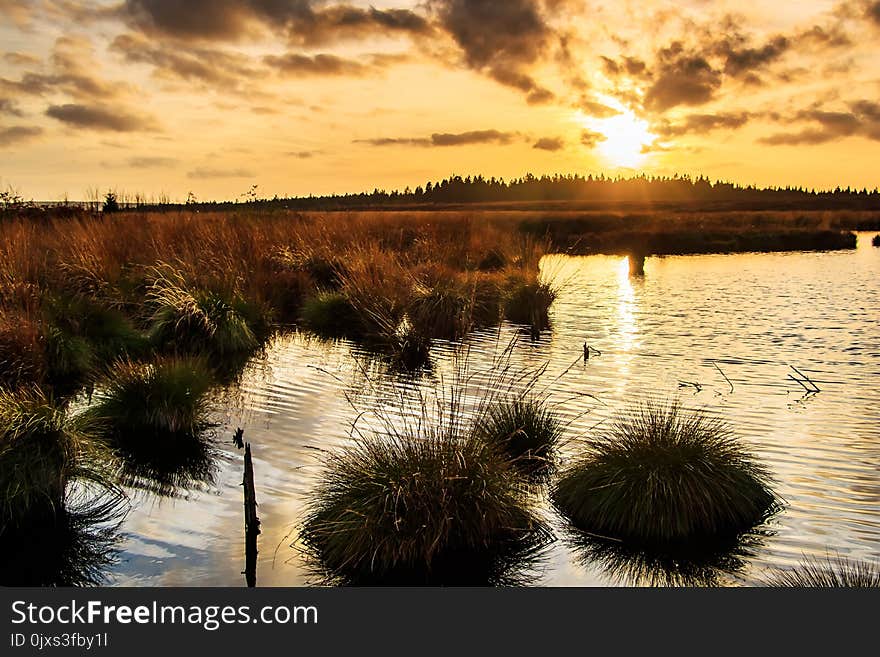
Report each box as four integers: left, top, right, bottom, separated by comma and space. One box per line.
356, 129, 518, 147
716, 35, 789, 78
0, 99, 24, 117
657, 111, 753, 137
46, 103, 157, 132
1, 37, 128, 101
643, 43, 722, 111
579, 97, 620, 118
127, 156, 179, 168
580, 129, 606, 148
429, 0, 555, 99
431, 129, 517, 146
0, 125, 43, 147
867, 1, 880, 25
601, 55, 647, 78
532, 137, 564, 151
287, 150, 319, 158
119, 1, 431, 46
111, 33, 261, 88
264, 53, 370, 76
187, 167, 255, 179
760, 102, 880, 145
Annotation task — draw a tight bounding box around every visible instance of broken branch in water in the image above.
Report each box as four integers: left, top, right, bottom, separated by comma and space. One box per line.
678, 381, 702, 394
712, 361, 735, 393
789, 364, 821, 393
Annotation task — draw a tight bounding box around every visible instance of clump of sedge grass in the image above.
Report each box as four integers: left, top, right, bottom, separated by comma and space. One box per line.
86, 357, 217, 492
300, 431, 549, 585
147, 265, 262, 357
0, 387, 114, 530
474, 397, 562, 477
503, 277, 557, 331
763, 555, 880, 587
408, 282, 472, 340
299, 291, 364, 338
88, 357, 214, 443
552, 402, 779, 546
872, 234, 880, 247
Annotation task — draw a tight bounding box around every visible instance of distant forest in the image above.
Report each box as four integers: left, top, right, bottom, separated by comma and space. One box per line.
193, 173, 880, 212
8, 173, 880, 214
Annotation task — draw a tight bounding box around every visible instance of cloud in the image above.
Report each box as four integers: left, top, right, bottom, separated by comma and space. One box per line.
429, 0, 556, 99
532, 137, 564, 151
643, 43, 722, 111
657, 111, 753, 137
264, 53, 370, 77
110, 33, 261, 88
578, 97, 620, 118
187, 167, 255, 179
127, 156, 179, 168
0, 125, 43, 147
1, 36, 130, 101
3, 51, 41, 67
287, 150, 320, 158
356, 129, 518, 147
580, 129, 606, 148
0, 99, 24, 117
760, 102, 880, 145
119, 1, 432, 46
867, 1, 880, 25
46, 103, 158, 132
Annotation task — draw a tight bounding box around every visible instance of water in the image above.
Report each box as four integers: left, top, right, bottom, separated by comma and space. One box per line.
107, 233, 880, 586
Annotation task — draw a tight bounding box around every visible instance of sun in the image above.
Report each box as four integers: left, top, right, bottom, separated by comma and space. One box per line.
578, 101, 657, 168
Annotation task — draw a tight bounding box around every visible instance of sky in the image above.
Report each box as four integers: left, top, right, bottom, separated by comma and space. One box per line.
1, 0, 879, 201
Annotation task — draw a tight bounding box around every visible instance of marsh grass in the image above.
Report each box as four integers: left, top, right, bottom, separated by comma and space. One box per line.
503, 278, 557, 331
763, 555, 880, 587
0, 484, 126, 586
299, 343, 559, 584
0, 387, 115, 530
300, 431, 550, 585
473, 397, 562, 478
873, 234, 880, 247
147, 265, 264, 357
552, 402, 779, 546
299, 291, 364, 338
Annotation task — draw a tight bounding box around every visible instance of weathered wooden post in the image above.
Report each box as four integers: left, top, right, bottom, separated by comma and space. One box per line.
242, 441, 260, 588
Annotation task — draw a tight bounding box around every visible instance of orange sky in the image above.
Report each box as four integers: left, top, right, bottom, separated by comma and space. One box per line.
2, 1, 879, 201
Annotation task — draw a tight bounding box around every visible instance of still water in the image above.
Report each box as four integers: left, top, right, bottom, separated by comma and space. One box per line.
108, 233, 880, 586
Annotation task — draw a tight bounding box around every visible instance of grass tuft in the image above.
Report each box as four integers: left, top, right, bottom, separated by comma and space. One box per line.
299, 291, 363, 338
300, 431, 549, 584
763, 555, 880, 587
474, 397, 562, 477
551, 402, 779, 546
0, 387, 114, 530
147, 265, 261, 357
503, 277, 557, 331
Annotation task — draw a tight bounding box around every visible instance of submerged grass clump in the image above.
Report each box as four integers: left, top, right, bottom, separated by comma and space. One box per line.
300, 431, 549, 585
552, 402, 779, 546
0, 387, 113, 529
503, 278, 557, 331
763, 555, 880, 587
474, 397, 562, 476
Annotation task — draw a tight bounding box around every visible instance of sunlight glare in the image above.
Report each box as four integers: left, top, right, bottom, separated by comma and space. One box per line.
579, 101, 657, 168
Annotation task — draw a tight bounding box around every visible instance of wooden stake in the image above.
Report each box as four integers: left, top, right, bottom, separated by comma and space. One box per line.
243, 441, 260, 588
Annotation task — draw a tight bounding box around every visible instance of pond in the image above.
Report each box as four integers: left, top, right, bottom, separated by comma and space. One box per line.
107, 232, 880, 586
